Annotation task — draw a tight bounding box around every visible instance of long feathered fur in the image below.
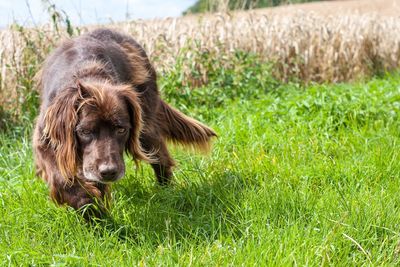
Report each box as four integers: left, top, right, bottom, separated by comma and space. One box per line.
33, 28, 216, 214
159, 100, 217, 152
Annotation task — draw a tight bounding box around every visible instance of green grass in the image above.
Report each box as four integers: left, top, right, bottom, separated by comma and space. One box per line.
1, 73, 400, 265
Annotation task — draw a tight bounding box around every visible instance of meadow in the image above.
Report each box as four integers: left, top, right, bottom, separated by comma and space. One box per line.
1, 2, 400, 266
1, 71, 400, 265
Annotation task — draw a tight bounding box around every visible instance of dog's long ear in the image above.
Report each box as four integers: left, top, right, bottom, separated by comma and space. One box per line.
117, 85, 150, 164
42, 86, 81, 181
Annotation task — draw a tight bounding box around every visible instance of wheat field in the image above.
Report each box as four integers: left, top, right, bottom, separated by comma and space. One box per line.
1, 9, 400, 121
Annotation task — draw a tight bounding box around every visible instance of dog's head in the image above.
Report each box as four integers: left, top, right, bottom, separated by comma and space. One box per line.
42, 80, 149, 184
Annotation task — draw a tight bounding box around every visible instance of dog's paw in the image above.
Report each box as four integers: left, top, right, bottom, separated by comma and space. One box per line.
76, 197, 107, 220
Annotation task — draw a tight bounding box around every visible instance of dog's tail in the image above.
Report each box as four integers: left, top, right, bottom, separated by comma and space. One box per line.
159, 100, 217, 151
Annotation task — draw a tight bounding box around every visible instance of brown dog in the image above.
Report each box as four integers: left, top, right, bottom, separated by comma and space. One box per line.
33, 28, 216, 212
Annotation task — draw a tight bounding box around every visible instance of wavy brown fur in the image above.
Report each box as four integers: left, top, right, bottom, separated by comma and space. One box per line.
33, 28, 216, 215
42, 87, 80, 181
159, 100, 216, 152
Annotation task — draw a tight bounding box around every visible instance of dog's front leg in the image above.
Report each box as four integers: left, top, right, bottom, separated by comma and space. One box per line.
50, 177, 109, 218
50, 178, 96, 209
34, 140, 108, 215
36, 155, 105, 217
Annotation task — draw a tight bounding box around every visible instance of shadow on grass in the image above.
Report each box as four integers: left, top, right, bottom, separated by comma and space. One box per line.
96, 169, 251, 245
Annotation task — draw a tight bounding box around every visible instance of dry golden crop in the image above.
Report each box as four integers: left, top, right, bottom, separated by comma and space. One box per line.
1, 11, 400, 121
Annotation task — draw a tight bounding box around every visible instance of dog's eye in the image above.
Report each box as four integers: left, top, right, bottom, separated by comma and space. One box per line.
78, 129, 91, 136
116, 127, 127, 134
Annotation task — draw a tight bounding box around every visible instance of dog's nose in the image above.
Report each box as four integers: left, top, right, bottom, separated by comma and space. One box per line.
99, 164, 118, 181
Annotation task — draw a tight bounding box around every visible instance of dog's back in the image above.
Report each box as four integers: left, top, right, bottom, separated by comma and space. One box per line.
40, 29, 154, 108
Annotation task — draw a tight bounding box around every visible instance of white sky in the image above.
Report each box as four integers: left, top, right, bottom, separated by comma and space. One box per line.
0, 0, 197, 27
